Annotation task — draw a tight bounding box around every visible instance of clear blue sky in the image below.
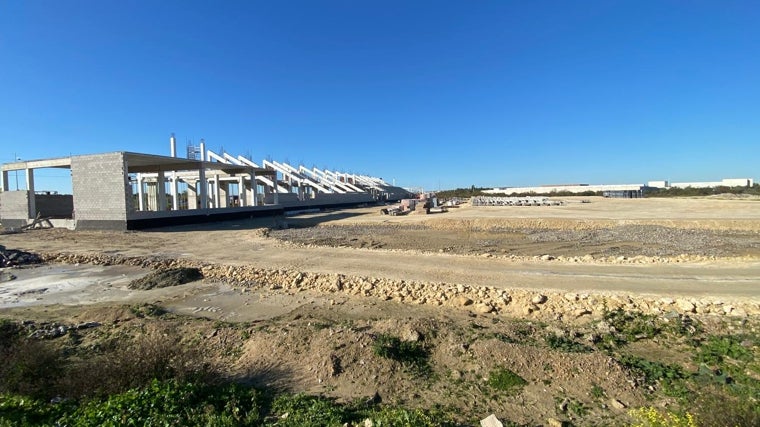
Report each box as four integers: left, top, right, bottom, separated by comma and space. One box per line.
2, 0, 758, 193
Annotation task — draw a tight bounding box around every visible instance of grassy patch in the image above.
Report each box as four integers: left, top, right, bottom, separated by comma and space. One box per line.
617, 354, 689, 398
129, 303, 168, 318
1, 381, 458, 427
487, 367, 527, 394
590, 383, 605, 399
545, 335, 593, 353
372, 334, 432, 376
694, 335, 754, 365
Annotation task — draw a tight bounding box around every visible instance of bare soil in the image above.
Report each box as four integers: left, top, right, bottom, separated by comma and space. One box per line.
1, 196, 759, 426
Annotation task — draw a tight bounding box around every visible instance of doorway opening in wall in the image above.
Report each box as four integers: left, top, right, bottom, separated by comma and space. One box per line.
31, 167, 74, 220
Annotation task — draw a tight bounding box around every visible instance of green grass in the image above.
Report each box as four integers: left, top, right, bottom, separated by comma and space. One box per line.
487, 367, 527, 394
545, 335, 593, 353
1, 381, 457, 427
372, 334, 432, 376
694, 335, 754, 365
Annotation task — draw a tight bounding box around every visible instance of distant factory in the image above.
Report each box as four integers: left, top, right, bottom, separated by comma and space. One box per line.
484, 178, 755, 198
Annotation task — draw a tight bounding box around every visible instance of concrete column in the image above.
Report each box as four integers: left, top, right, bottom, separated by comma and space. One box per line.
1, 170, 8, 191
26, 168, 35, 218
137, 174, 145, 211
238, 176, 246, 206
220, 180, 229, 208
250, 172, 257, 206
199, 168, 208, 209
171, 175, 179, 210
157, 171, 167, 211
207, 179, 215, 208
213, 174, 221, 208
187, 181, 198, 209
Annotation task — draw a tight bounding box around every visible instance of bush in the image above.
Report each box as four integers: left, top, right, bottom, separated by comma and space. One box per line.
0, 338, 65, 399
60, 329, 217, 398
58, 379, 263, 427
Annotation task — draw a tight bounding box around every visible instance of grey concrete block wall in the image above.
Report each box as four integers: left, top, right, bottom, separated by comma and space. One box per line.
35, 194, 74, 218
71, 152, 129, 230
0, 191, 30, 221
264, 193, 300, 205
263, 192, 374, 207
312, 193, 375, 205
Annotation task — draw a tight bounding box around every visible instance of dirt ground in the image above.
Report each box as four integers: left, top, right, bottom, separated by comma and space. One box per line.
1, 196, 759, 426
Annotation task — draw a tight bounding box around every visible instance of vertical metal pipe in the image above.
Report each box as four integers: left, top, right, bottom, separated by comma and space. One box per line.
170, 133, 177, 157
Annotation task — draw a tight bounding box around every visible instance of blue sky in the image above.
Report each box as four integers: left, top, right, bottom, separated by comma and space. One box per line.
2, 1, 758, 193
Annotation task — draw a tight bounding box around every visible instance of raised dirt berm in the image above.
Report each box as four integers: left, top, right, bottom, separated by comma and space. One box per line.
39, 252, 760, 319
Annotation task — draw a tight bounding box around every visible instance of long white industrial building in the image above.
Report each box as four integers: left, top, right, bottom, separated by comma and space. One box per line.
485, 177, 754, 195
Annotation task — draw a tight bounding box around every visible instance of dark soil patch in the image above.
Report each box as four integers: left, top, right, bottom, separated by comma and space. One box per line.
129, 268, 203, 290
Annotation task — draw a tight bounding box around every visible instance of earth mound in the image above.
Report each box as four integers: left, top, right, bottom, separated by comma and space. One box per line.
128, 267, 203, 290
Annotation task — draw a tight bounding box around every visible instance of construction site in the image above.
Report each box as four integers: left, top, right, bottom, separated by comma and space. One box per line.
0, 135, 411, 230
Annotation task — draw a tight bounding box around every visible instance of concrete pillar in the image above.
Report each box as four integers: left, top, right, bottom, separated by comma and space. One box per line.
1, 170, 8, 191
157, 171, 167, 211
170, 133, 177, 157
207, 179, 214, 208
187, 181, 198, 209
171, 175, 179, 210
238, 176, 246, 206
213, 174, 221, 208
199, 168, 208, 209
220, 180, 229, 208
250, 172, 257, 206
137, 174, 145, 211
200, 139, 206, 161
26, 168, 35, 218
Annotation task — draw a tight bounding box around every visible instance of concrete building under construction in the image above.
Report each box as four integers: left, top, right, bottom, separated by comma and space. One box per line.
0, 136, 411, 230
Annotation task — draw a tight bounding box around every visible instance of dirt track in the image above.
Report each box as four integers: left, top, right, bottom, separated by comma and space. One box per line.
2, 197, 758, 303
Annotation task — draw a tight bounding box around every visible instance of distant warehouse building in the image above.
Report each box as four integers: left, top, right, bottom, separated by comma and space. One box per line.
484, 183, 649, 198
649, 178, 755, 189
485, 177, 755, 199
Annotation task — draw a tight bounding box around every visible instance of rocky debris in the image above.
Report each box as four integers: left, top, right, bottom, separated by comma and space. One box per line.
3, 319, 102, 339
480, 414, 504, 427
0, 270, 17, 282
400, 326, 422, 342
365, 391, 381, 405
269, 222, 760, 261
38, 251, 760, 319
610, 398, 627, 410
128, 267, 203, 290
0, 245, 43, 267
